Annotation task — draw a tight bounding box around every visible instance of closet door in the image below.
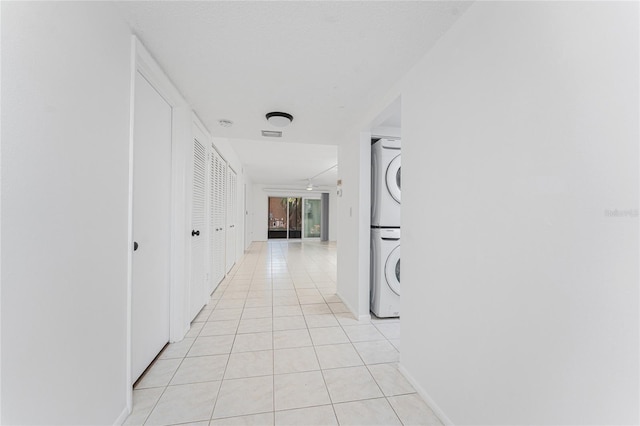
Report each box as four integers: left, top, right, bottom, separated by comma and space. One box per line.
131, 72, 171, 382
216, 156, 227, 281
209, 148, 225, 292
189, 138, 206, 320
226, 167, 237, 272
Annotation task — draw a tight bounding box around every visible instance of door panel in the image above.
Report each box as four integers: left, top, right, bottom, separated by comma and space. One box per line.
209, 148, 226, 292
303, 198, 321, 239
226, 167, 237, 272
132, 72, 172, 382
190, 138, 206, 320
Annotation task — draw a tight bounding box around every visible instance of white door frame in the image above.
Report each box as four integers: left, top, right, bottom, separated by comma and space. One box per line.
126, 36, 189, 414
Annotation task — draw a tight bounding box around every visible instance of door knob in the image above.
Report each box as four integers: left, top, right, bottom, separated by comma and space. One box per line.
192, 230, 200, 236
133, 241, 139, 251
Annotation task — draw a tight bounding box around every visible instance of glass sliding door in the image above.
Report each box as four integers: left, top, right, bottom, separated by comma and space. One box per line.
268, 197, 288, 239
303, 198, 322, 239
288, 197, 302, 239
268, 196, 303, 239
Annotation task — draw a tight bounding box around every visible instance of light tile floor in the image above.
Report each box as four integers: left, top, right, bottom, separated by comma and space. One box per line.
125, 241, 441, 426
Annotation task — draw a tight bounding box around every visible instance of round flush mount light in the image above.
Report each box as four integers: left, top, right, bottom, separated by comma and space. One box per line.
218, 119, 233, 128
266, 112, 293, 127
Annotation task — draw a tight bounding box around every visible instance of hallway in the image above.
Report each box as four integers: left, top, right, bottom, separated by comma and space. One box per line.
125, 241, 439, 425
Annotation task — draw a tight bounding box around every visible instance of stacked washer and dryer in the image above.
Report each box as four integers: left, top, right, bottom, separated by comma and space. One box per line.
370, 138, 401, 318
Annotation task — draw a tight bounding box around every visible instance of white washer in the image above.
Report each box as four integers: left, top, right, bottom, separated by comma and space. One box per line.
371, 138, 401, 228
370, 228, 400, 318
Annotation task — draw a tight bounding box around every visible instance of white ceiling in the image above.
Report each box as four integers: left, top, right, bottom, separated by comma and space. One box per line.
228, 139, 338, 187
115, 1, 471, 185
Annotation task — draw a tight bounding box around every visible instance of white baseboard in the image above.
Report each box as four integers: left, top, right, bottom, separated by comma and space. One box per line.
113, 404, 130, 426
335, 291, 371, 322
358, 312, 372, 322
397, 364, 454, 426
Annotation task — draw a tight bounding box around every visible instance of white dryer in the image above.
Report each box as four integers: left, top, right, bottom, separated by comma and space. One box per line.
371, 138, 401, 228
370, 228, 400, 318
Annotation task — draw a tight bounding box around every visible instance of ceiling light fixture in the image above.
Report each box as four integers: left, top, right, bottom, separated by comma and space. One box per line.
266, 112, 293, 127
306, 180, 313, 191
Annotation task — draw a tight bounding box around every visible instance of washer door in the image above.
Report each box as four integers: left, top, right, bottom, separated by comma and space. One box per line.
386, 154, 401, 203
384, 245, 400, 296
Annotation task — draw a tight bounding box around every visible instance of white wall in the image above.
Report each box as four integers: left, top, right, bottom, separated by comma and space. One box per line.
1, 2, 132, 423
336, 133, 373, 319
400, 2, 639, 424
250, 185, 336, 242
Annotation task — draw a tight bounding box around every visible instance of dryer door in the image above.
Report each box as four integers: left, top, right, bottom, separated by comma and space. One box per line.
386, 154, 401, 204
384, 244, 401, 296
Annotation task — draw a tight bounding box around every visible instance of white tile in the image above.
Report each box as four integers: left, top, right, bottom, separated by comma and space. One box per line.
212, 376, 274, 419
333, 398, 402, 426
274, 346, 320, 374
342, 324, 385, 342
244, 297, 272, 308
298, 295, 326, 305
193, 309, 213, 323
238, 317, 273, 334
388, 393, 443, 426
221, 290, 248, 299
225, 350, 273, 379
242, 306, 273, 319
389, 338, 401, 351
200, 320, 239, 336
328, 302, 350, 314
274, 371, 331, 411
209, 308, 243, 321
304, 314, 339, 328
232, 331, 273, 353
188, 335, 235, 357
135, 359, 181, 389
334, 313, 369, 327
322, 366, 383, 403
295, 289, 321, 297
273, 315, 307, 331
314, 343, 363, 369
273, 329, 312, 349
272, 296, 300, 306
309, 326, 349, 346
159, 338, 194, 360
216, 299, 246, 309
146, 381, 220, 425
368, 363, 415, 396
301, 303, 332, 315
275, 405, 337, 426
210, 412, 274, 426
273, 305, 303, 317
170, 354, 228, 385
374, 322, 401, 339
353, 340, 399, 364
123, 387, 164, 425
185, 322, 205, 338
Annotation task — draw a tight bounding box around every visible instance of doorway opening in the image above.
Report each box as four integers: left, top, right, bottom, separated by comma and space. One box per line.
268, 196, 321, 240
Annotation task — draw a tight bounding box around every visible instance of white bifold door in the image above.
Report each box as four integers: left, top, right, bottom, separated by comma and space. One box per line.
189, 138, 207, 320
209, 147, 226, 293
131, 72, 172, 382
226, 167, 238, 273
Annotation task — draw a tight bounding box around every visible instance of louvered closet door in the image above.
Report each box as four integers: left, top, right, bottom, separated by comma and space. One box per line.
216, 156, 227, 282
209, 148, 225, 292
226, 167, 237, 273
190, 138, 206, 320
